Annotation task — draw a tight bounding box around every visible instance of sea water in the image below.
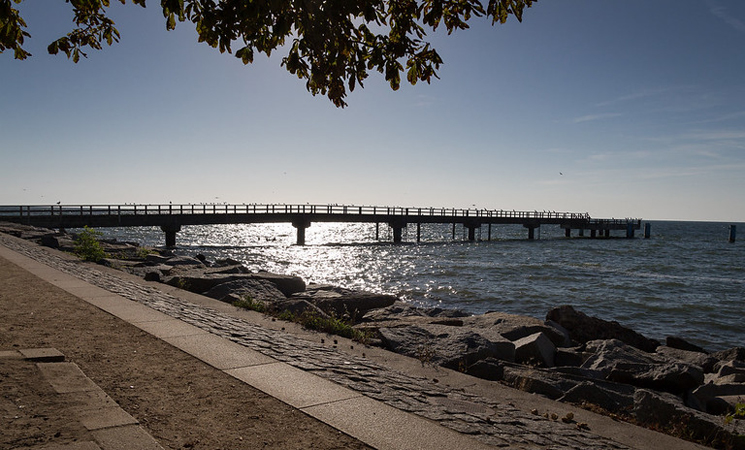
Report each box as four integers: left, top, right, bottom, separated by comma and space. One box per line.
97, 221, 744, 351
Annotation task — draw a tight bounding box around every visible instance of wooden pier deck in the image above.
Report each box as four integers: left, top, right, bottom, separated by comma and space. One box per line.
0, 204, 642, 246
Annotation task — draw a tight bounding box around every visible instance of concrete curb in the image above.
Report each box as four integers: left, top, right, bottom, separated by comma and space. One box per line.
1, 348, 163, 450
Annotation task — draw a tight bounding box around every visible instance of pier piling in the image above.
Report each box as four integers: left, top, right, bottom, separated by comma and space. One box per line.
729, 225, 737, 243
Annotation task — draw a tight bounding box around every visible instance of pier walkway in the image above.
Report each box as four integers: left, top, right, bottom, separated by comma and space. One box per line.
0, 204, 642, 246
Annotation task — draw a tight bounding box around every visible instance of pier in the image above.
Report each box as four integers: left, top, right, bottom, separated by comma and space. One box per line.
0, 204, 642, 247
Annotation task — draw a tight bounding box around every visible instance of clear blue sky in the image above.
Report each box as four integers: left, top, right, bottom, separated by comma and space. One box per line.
2, 1, 745, 221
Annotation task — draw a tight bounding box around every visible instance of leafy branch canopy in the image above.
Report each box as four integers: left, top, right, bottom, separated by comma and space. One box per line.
1, 0, 536, 107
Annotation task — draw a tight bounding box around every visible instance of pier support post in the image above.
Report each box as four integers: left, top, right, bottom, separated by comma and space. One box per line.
729, 225, 737, 243
160, 224, 181, 248
390, 220, 407, 244
488, 224, 492, 241
375, 223, 380, 240
524, 224, 539, 240
590, 229, 597, 238
565, 228, 571, 238
644, 223, 651, 239
465, 222, 481, 241
579, 228, 584, 237
626, 222, 635, 238
292, 219, 311, 246
417, 223, 421, 243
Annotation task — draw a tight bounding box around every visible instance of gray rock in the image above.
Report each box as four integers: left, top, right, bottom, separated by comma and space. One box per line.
711, 347, 745, 373
164, 273, 242, 293
688, 381, 745, 414
466, 357, 505, 381
554, 347, 585, 367
655, 346, 718, 373
40, 234, 76, 251
163, 255, 207, 267
361, 301, 469, 321
163, 271, 305, 296
204, 278, 287, 303
582, 339, 704, 395
251, 272, 306, 297
213, 258, 244, 267
378, 324, 515, 370
666, 336, 708, 354
502, 366, 568, 399
634, 389, 745, 449
145, 254, 172, 265
292, 288, 396, 320
513, 332, 556, 367
547, 305, 660, 352
558, 381, 633, 412
269, 298, 329, 318
464, 311, 570, 347
717, 360, 745, 382
209, 264, 250, 274
144, 271, 161, 282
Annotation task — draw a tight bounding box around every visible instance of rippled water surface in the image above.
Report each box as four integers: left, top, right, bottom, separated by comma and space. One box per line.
98, 221, 744, 351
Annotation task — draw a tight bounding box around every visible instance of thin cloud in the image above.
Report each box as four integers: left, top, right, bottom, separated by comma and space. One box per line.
571, 113, 622, 124
594, 86, 689, 108
708, 1, 745, 33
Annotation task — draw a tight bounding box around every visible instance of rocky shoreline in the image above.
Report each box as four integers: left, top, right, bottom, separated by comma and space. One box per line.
3, 222, 744, 449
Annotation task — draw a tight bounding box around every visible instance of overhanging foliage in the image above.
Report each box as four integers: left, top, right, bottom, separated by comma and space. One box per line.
1, 0, 536, 107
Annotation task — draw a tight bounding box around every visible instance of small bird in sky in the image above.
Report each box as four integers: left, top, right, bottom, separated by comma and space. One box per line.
559, 172, 563, 176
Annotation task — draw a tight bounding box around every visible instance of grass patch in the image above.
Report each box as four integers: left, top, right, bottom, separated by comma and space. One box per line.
277, 310, 370, 343
232, 295, 267, 313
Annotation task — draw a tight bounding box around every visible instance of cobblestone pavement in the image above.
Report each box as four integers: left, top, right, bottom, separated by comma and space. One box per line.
1, 235, 630, 449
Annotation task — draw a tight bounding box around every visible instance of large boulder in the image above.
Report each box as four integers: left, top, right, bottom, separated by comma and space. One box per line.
292, 286, 396, 320
361, 301, 469, 321
513, 332, 556, 367
164, 273, 243, 294
655, 346, 718, 374
40, 234, 76, 251
378, 324, 515, 370
250, 272, 306, 297
546, 305, 660, 352
463, 311, 570, 347
558, 381, 634, 413
164, 271, 305, 296
161, 255, 207, 267
581, 339, 704, 395
204, 278, 287, 303
634, 389, 745, 450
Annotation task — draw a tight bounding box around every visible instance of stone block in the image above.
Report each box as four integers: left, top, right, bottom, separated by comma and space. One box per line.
513, 332, 556, 367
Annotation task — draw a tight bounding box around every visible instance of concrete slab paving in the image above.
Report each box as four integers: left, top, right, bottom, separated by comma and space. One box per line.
227, 362, 363, 409
78, 406, 139, 431
163, 332, 276, 370
132, 317, 207, 339
90, 425, 164, 450
38, 362, 101, 394
59, 284, 124, 300
303, 395, 495, 450
92, 300, 175, 324
19, 347, 66, 362
38, 442, 102, 450
61, 389, 120, 415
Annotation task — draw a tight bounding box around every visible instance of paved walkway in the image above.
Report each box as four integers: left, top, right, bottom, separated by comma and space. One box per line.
0, 234, 710, 450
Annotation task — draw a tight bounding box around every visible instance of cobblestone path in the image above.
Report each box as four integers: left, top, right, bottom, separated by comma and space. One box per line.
1, 235, 629, 449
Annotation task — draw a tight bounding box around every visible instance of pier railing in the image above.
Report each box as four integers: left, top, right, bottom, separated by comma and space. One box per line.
0, 203, 643, 245
0, 203, 593, 221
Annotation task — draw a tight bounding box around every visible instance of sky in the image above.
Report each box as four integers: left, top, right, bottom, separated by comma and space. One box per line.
2, 1, 745, 222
